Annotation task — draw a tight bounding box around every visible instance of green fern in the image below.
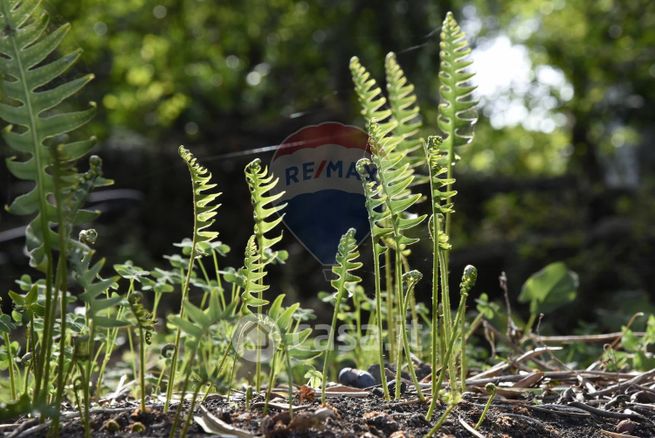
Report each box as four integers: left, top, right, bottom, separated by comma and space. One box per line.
165, 146, 222, 412
71, 248, 127, 329
356, 159, 391, 399
0, 0, 97, 269
244, 158, 286, 265
178, 146, 222, 258
385, 52, 426, 181
357, 122, 426, 399
366, 123, 426, 252
239, 235, 269, 312
349, 56, 398, 141
244, 157, 286, 392
321, 228, 362, 403
438, 12, 477, 235
350, 54, 427, 181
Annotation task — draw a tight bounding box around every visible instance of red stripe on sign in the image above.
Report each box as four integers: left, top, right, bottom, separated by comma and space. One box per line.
273, 122, 369, 158
314, 160, 327, 178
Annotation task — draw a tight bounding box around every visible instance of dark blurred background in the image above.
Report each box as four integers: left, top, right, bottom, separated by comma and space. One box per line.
1, 0, 654, 333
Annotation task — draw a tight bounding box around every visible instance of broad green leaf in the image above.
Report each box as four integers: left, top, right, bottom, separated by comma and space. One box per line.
518, 262, 579, 314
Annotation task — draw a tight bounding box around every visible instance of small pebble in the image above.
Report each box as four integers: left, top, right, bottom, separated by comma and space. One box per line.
339, 367, 376, 388
616, 419, 637, 434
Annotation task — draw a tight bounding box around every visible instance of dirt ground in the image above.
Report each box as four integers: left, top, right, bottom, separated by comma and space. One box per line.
17, 388, 655, 438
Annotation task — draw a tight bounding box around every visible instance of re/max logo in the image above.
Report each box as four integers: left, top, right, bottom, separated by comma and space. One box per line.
285, 160, 376, 186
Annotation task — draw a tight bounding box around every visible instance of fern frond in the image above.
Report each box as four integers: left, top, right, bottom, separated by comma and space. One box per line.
367, 123, 426, 251
0, 0, 97, 269
356, 159, 392, 251
178, 146, 222, 257
349, 56, 398, 143
240, 235, 269, 312
127, 292, 155, 344
71, 248, 127, 329
321, 228, 362, 402
438, 12, 478, 154
424, 136, 455, 251
385, 52, 427, 181
331, 228, 363, 292
244, 158, 285, 265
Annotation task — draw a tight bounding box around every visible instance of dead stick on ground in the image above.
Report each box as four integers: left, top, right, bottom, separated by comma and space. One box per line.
589, 369, 655, 397
568, 401, 650, 422
532, 332, 646, 345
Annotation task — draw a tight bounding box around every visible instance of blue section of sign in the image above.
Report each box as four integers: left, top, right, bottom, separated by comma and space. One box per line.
283, 190, 369, 265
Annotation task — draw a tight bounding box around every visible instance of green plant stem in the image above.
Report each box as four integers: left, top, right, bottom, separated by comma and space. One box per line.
127, 329, 138, 384
321, 284, 347, 404
283, 342, 294, 420
399, 275, 424, 401
460, 303, 467, 393
138, 327, 147, 411
384, 250, 396, 363
430, 288, 470, 404
82, 322, 96, 438
475, 384, 496, 430
164, 251, 196, 412
263, 352, 278, 414
372, 249, 390, 400
35, 262, 54, 405
424, 402, 456, 438
52, 152, 70, 416
402, 256, 421, 355
438, 250, 457, 394
169, 358, 194, 438
212, 250, 227, 310
3, 333, 16, 400
352, 286, 363, 366
181, 382, 203, 438
426, 216, 441, 420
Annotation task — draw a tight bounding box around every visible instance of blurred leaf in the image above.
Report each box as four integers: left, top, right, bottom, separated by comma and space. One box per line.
518, 262, 579, 314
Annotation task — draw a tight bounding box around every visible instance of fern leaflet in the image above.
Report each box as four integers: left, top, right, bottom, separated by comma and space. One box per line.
178, 146, 222, 258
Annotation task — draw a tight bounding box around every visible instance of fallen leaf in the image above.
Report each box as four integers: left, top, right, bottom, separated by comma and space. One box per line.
194, 405, 254, 438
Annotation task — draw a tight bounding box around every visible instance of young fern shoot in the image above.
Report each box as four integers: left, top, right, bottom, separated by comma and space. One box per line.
165, 146, 221, 412
244, 158, 286, 390
437, 11, 478, 238
356, 159, 391, 400
321, 228, 363, 404
362, 123, 426, 399
127, 292, 155, 412
423, 11, 478, 419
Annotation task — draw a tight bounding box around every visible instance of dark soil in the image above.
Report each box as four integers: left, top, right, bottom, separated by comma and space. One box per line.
15, 389, 655, 437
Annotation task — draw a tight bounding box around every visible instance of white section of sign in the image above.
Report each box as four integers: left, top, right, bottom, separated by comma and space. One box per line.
271, 144, 368, 200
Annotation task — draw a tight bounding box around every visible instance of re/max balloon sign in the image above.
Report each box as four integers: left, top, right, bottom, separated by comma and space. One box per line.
270, 122, 372, 266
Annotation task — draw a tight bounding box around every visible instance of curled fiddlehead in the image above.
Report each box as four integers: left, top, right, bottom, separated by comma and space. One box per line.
127, 292, 155, 345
